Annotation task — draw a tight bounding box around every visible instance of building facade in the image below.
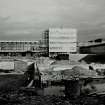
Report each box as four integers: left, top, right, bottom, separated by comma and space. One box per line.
43, 28, 77, 58
0, 41, 46, 58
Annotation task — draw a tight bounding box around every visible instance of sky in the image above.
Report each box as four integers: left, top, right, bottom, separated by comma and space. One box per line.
0, 0, 105, 42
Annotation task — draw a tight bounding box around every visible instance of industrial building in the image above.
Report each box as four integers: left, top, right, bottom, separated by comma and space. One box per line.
0, 41, 47, 58
42, 28, 77, 59
79, 43, 105, 54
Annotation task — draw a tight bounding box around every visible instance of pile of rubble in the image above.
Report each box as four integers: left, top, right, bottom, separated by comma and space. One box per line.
41, 65, 98, 81
62, 66, 98, 79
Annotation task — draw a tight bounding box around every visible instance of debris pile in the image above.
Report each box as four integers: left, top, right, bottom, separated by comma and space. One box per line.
41, 65, 98, 81
62, 66, 98, 79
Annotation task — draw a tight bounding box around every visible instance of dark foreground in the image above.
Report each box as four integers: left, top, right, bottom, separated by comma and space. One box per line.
0, 74, 105, 105
0, 90, 105, 105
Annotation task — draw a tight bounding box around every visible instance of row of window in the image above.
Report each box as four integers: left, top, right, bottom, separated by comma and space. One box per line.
49, 36, 76, 39
0, 42, 38, 45
49, 42, 76, 44
49, 47, 62, 49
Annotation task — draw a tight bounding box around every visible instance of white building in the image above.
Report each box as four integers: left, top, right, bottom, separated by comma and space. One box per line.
48, 28, 77, 57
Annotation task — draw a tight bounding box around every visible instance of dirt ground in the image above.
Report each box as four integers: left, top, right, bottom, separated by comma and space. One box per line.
0, 90, 104, 105
0, 74, 104, 105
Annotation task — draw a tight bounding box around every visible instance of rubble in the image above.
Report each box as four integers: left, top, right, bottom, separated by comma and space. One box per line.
0, 59, 105, 104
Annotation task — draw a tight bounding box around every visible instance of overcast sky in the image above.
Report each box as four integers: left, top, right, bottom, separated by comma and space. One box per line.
0, 0, 105, 42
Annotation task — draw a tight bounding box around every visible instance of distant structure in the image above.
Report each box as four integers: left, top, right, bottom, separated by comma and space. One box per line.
0, 41, 46, 58
42, 28, 77, 59
79, 38, 105, 54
